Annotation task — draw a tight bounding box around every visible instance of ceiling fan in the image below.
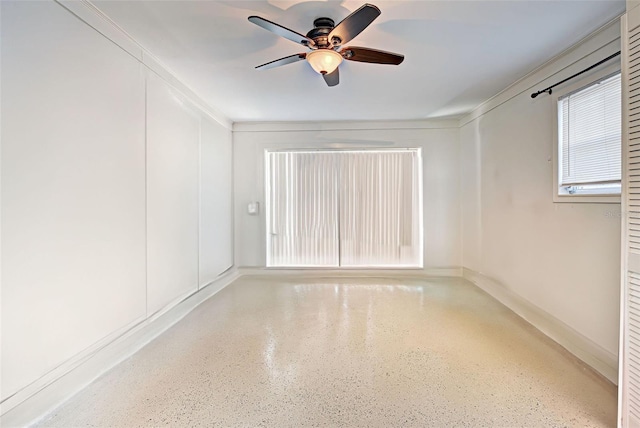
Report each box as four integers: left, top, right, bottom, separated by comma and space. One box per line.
248, 3, 404, 87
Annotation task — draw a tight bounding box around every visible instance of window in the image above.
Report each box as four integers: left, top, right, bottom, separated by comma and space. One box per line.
554, 72, 621, 201
265, 149, 423, 268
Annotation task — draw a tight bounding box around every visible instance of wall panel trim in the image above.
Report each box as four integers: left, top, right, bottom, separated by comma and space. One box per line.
238, 267, 463, 278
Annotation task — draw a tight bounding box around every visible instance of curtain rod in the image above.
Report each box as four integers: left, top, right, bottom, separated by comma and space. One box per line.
530, 51, 621, 99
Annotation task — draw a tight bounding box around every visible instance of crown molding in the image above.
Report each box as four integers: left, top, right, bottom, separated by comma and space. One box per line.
233, 119, 460, 133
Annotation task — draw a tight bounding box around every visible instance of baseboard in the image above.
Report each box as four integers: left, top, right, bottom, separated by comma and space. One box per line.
463, 268, 618, 384
0, 268, 240, 428
237, 266, 463, 278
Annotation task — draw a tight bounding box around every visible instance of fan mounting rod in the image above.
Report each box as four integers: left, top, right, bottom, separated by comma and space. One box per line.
313, 17, 334, 28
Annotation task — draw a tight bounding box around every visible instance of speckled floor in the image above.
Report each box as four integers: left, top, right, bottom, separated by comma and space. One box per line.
36, 276, 616, 427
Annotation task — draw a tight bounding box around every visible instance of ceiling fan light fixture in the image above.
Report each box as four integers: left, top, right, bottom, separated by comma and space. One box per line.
306, 49, 343, 75
249, 4, 403, 86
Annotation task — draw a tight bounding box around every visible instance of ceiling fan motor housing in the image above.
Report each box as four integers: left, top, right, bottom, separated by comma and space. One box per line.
307, 17, 340, 48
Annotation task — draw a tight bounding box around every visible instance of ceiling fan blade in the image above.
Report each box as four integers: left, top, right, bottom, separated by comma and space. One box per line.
323, 68, 339, 87
328, 4, 381, 46
248, 16, 315, 48
342, 47, 404, 65
256, 53, 306, 70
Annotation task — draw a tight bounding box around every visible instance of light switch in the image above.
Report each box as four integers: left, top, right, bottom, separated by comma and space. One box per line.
247, 202, 259, 215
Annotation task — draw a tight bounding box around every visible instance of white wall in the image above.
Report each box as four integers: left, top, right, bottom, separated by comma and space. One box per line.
460, 21, 622, 369
233, 122, 461, 272
1, 0, 233, 405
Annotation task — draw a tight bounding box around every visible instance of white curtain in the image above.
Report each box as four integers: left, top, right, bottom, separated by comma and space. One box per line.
266, 149, 422, 268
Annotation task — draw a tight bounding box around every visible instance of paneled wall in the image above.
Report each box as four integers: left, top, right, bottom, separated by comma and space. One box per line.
1, 0, 233, 402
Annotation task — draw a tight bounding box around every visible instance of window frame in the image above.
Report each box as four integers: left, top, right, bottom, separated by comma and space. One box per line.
263, 148, 424, 269
552, 63, 622, 203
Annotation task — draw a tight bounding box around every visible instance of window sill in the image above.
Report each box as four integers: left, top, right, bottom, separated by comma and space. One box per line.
553, 193, 621, 204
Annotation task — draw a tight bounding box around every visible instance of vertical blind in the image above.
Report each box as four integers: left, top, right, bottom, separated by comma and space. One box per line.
559, 73, 621, 186
266, 149, 422, 268
339, 151, 422, 267
267, 151, 339, 267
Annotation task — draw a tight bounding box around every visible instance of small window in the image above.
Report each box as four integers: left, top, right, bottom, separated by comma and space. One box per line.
555, 72, 621, 201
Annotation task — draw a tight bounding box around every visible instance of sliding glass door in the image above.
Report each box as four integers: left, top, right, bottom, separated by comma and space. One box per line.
266, 149, 422, 268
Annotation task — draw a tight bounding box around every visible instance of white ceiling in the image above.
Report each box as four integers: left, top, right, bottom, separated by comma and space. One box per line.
92, 0, 625, 122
